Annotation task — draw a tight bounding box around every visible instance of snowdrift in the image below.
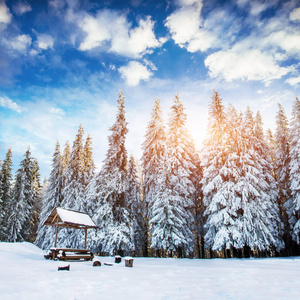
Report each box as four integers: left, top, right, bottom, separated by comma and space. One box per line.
0, 242, 300, 299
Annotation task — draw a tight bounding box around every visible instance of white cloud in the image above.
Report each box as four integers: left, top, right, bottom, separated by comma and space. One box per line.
290, 7, 300, 22
286, 76, 300, 86
164, 0, 300, 87
6, 34, 32, 52
49, 107, 65, 119
176, 0, 202, 6
109, 64, 116, 71
186, 29, 217, 52
265, 30, 300, 58
205, 46, 290, 84
249, 0, 279, 16
0, 2, 12, 25
165, 6, 201, 45
143, 59, 157, 71
36, 34, 54, 50
78, 10, 163, 58
236, 0, 279, 15
13, 1, 32, 15
0, 95, 22, 113
110, 16, 161, 58
48, 0, 65, 10
165, 0, 216, 53
119, 61, 153, 86
29, 49, 39, 56
78, 11, 111, 51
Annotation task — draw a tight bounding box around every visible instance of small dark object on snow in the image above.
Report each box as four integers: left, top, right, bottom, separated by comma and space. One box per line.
125, 257, 133, 267
44, 251, 51, 260
58, 264, 70, 271
93, 260, 101, 267
115, 255, 121, 263
104, 263, 113, 266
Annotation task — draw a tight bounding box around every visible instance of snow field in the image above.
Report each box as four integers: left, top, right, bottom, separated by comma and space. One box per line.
0, 242, 300, 299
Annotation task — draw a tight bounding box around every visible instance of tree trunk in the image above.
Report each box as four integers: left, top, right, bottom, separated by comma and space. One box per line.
156, 249, 160, 258
230, 246, 234, 258
200, 236, 205, 259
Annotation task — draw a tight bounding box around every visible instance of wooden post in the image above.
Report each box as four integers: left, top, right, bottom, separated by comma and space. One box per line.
84, 227, 87, 249
55, 218, 59, 248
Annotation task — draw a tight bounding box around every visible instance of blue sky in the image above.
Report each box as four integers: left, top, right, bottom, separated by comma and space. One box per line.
0, 0, 300, 178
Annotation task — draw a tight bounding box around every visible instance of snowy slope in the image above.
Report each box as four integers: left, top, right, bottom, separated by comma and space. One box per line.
0, 242, 300, 299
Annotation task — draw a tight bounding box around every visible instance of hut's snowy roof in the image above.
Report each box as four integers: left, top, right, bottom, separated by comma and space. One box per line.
43, 207, 97, 229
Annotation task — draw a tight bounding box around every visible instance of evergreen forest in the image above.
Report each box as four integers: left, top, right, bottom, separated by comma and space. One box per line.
1, 90, 300, 259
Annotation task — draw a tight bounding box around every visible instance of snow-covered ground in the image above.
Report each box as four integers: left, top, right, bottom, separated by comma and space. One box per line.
0, 242, 300, 300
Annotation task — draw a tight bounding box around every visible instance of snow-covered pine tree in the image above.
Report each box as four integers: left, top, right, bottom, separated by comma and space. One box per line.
83, 134, 96, 215
266, 129, 276, 166
7, 148, 35, 242
73, 134, 96, 247
182, 122, 203, 258
62, 141, 71, 171
28, 159, 42, 243
126, 155, 146, 256
201, 91, 231, 254
150, 94, 196, 257
61, 125, 85, 210
6, 174, 27, 242
221, 108, 283, 256
35, 142, 64, 249
141, 97, 167, 256
61, 140, 71, 199
274, 103, 292, 253
149, 160, 174, 256
243, 110, 283, 254
203, 103, 283, 256
286, 97, 300, 244
86, 91, 132, 255
59, 125, 86, 248
0, 147, 13, 241
204, 104, 248, 255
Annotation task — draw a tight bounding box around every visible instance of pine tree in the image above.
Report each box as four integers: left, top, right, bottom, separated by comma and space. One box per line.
141, 97, 167, 256
7, 148, 34, 242
241, 110, 283, 253
61, 125, 85, 210
150, 94, 196, 257
35, 142, 64, 249
201, 91, 231, 253
286, 97, 300, 244
27, 159, 42, 243
126, 155, 146, 256
202, 96, 283, 256
59, 126, 86, 248
274, 103, 292, 253
0, 147, 13, 241
62, 141, 71, 171
204, 104, 247, 254
7, 177, 27, 242
266, 129, 276, 166
61, 140, 71, 200
86, 90, 132, 255
83, 134, 96, 215
142, 98, 167, 212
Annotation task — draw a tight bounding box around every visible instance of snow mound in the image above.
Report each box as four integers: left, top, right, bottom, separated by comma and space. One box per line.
0, 242, 43, 255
